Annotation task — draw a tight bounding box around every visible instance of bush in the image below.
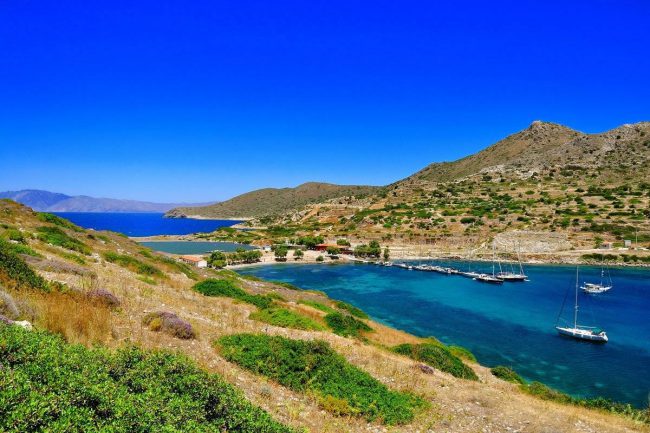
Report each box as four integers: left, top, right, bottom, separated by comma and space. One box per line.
249, 307, 325, 331
36, 226, 90, 255
448, 345, 477, 363
490, 366, 524, 384
0, 239, 48, 291
37, 212, 83, 231
218, 334, 425, 424
393, 343, 478, 381
0, 326, 294, 433
325, 312, 372, 338
86, 288, 121, 309
142, 311, 195, 339
335, 300, 369, 319
102, 252, 164, 277
316, 255, 324, 262
298, 299, 337, 314
192, 279, 273, 309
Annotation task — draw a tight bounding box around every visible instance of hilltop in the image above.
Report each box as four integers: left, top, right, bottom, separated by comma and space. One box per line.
166, 182, 380, 220
0, 189, 214, 213
398, 121, 650, 186
1, 200, 646, 432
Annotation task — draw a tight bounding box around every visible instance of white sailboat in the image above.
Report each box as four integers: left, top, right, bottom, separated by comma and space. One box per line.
581, 265, 612, 294
555, 267, 608, 343
474, 241, 504, 284
496, 242, 528, 282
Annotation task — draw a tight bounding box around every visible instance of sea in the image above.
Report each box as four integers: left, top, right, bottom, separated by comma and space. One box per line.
54, 212, 240, 237
238, 261, 650, 408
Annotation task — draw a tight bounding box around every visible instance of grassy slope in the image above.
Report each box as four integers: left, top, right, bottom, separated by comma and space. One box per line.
0, 200, 646, 433
167, 182, 379, 219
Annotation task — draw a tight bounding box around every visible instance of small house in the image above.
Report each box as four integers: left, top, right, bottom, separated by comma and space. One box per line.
180, 255, 207, 268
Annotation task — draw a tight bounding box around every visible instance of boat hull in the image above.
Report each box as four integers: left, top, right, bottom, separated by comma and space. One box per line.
555, 326, 608, 343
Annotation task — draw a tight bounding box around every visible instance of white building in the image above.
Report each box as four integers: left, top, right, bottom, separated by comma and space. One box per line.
180, 255, 208, 268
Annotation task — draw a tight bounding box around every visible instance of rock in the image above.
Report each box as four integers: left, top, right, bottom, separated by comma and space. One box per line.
13, 320, 33, 330
416, 363, 435, 374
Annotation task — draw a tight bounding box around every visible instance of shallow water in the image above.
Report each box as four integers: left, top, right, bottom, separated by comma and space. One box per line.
239, 261, 650, 407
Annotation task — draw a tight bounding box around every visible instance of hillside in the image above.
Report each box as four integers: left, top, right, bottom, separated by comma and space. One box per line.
0, 189, 213, 213
1, 200, 646, 432
223, 121, 650, 258
166, 182, 380, 219
399, 121, 650, 186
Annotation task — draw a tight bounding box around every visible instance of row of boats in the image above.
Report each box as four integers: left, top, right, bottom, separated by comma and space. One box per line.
370, 244, 615, 344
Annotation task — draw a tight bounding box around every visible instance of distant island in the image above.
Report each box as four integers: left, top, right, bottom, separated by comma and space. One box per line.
0, 189, 216, 213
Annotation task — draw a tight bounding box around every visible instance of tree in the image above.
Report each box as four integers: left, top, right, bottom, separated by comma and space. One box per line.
326, 246, 341, 256
208, 251, 227, 268
293, 249, 304, 260
383, 248, 390, 261
336, 239, 351, 246
274, 245, 288, 261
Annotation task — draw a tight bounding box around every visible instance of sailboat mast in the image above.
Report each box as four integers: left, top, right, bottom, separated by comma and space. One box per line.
574, 267, 579, 329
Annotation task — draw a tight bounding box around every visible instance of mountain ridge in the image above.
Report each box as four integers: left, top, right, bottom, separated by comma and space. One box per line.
0, 189, 214, 213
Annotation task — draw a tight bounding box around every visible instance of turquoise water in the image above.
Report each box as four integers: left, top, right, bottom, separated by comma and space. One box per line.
139, 241, 255, 254
239, 261, 650, 407
54, 212, 240, 236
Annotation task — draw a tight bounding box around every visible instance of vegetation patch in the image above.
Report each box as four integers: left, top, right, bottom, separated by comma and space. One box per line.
0, 239, 48, 291
334, 300, 369, 319
521, 381, 649, 424
37, 212, 83, 231
298, 299, 337, 314
448, 345, 477, 362
0, 326, 294, 433
102, 252, 164, 277
393, 343, 478, 381
217, 334, 426, 424
249, 307, 325, 331
192, 279, 273, 309
325, 312, 372, 338
490, 366, 524, 384
143, 311, 196, 339
36, 226, 90, 255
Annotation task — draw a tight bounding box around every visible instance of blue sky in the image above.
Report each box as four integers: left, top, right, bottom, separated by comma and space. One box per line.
1, 1, 649, 202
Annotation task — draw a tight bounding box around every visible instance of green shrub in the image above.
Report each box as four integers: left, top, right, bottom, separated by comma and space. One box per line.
448, 345, 477, 363
490, 366, 524, 384
218, 334, 425, 424
0, 326, 293, 433
36, 226, 90, 255
250, 307, 325, 331
270, 280, 302, 291
298, 299, 337, 314
335, 300, 369, 319
37, 212, 83, 231
102, 252, 164, 277
192, 279, 273, 309
393, 343, 478, 381
325, 312, 372, 338
0, 239, 48, 291
1, 228, 26, 244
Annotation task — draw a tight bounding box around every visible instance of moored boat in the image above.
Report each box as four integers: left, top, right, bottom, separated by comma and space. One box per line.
555, 267, 608, 343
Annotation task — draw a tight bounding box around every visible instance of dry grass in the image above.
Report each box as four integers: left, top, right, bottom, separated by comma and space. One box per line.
32, 290, 113, 345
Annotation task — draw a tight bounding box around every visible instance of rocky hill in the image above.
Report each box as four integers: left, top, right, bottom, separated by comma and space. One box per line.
398, 121, 650, 187
0, 200, 646, 432
166, 182, 380, 219
0, 189, 213, 213
231, 121, 650, 256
